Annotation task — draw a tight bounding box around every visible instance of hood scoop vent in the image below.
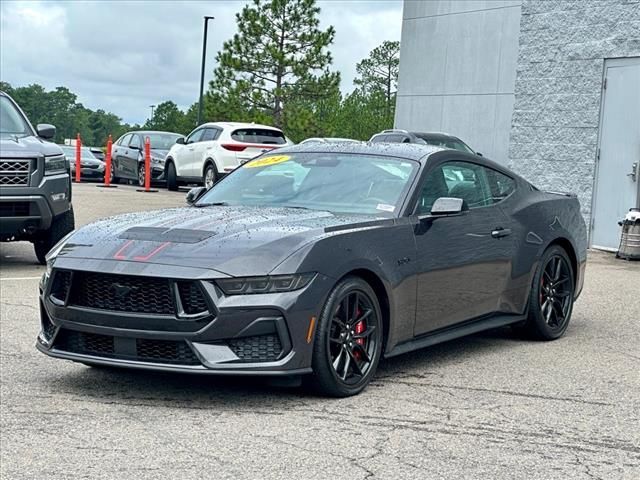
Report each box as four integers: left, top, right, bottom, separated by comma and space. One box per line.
119, 227, 216, 244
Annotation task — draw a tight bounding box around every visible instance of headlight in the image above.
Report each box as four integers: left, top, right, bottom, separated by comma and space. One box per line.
45, 154, 67, 175
151, 156, 165, 165
216, 273, 316, 295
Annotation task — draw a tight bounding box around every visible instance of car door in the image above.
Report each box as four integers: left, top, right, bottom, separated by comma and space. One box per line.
196, 128, 220, 175
113, 133, 132, 178
183, 128, 205, 177
412, 160, 517, 336
125, 134, 142, 179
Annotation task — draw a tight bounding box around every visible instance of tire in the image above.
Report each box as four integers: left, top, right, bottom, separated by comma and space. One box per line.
203, 162, 217, 189
308, 276, 383, 397
110, 163, 120, 184
520, 245, 575, 340
166, 161, 178, 191
138, 163, 146, 187
34, 206, 75, 265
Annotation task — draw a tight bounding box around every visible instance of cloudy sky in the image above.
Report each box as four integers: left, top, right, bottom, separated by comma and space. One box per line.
0, 0, 403, 125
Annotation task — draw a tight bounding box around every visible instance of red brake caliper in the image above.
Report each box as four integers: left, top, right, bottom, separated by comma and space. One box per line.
353, 309, 365, 360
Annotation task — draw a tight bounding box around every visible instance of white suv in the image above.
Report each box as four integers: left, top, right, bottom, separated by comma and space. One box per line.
165, 122, 291, 190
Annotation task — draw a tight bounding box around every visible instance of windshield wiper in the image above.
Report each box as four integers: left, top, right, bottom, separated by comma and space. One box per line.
195, 201, 229, 208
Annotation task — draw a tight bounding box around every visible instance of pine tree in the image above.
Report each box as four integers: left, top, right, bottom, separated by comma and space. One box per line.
210, 0, 340, 128
354, 40, 400, 124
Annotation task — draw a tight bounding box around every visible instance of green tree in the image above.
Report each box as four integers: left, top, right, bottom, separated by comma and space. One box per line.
210, 0, 340, 128
143, 101, 186, 133
354, 40, 400, 125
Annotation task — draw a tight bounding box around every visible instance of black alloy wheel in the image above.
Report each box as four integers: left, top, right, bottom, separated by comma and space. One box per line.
522, 245, 575, 340
310, 276, 383, 397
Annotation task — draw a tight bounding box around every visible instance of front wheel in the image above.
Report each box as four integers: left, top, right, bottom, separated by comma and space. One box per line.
110, 163, 120, 184
137, 163, 146, 187
521, 245, 575, 340
309, 276, 383, 397
34, 207, 75, 265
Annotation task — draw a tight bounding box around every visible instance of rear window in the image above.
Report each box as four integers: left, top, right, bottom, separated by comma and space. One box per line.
231, 128, 286, 145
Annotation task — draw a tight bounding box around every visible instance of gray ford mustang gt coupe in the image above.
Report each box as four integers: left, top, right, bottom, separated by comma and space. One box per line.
37, 143, 587, 396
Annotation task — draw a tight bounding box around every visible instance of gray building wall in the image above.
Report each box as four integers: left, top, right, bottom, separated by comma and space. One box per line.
395, 0, 522, 162
507, 0, 640, 220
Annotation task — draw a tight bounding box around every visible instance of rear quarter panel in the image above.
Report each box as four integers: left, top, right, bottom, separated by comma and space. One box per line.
501, 185, 588, 312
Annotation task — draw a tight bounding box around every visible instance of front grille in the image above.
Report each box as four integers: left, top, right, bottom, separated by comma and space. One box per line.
0, 202, 30, 217
177, 281, 208, 315
0, 160, 31, 186
136, 338, 200, 364
70, 272, 174, 315
53, 329, 200, 365
228, 334, 283, 362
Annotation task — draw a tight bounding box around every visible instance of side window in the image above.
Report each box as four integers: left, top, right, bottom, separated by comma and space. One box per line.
187, 129, 204, 144
415, 161, 494, 214
201, 128, 220, 142
118, 134, 132, 146
129, 134, 141, 149
485, 168, 516, 203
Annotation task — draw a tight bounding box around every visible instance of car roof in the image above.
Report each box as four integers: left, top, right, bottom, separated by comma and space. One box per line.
412, 132, 461, 141
273, 141, 444, 162
126, 130, 183, 136
199, 122, 283, 131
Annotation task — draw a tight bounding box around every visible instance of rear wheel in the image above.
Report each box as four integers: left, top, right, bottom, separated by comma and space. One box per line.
204, 163, 217, 189
521, 245, 575, 340
34, 207, 75, 265
166, 161, 178, 191
309, 276, 383, 397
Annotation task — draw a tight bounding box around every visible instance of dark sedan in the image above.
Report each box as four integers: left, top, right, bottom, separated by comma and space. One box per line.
60, 145, 105, 181
37, 143, 587, 396
110, 130, 183, 186
370, 129, 480, 155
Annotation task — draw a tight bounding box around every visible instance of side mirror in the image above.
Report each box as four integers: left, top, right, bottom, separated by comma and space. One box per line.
176, 137, 186, 145
186, 186, 207, 205
36, 124, 56, 140
476, 152, 483, 157
430, 197, 468, 216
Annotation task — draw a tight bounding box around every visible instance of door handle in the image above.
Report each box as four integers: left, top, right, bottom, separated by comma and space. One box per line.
628, 162, 638, 182
491, 227, 512, 238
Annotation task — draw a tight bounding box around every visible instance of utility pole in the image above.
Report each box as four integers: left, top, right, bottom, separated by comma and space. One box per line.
149, 104, 155, 120
198, 16, 215, 126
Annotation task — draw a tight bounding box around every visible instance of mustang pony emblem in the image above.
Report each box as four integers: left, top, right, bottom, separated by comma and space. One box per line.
111, 283, 138, 299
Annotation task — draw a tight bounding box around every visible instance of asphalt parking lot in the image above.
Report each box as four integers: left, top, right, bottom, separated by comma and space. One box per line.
1, 183, 639, 479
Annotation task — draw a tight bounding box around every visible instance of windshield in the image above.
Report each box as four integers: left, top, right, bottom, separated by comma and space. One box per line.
61, 146, 97, 159
197, 152, 419, 216
0, 95, 32, 137
145, 133, 182, 150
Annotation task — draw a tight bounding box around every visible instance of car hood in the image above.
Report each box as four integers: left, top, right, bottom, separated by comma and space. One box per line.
151, 148, 169, 158
57, 206, 381, 276
0, 134, 63, 157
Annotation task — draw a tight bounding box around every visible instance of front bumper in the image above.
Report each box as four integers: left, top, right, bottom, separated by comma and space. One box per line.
71, 166, 105, 180
0, 171, 70, 239
36, 260, 330, 375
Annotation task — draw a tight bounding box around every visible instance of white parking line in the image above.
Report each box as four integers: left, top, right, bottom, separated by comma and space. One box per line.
0, 277, 42, 281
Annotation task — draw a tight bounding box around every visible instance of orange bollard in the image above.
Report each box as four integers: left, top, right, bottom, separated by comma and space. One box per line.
145, 136, 151, 191
97, 134, 117, 188
136, 136, 157, 193
74, 134, 81, 183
